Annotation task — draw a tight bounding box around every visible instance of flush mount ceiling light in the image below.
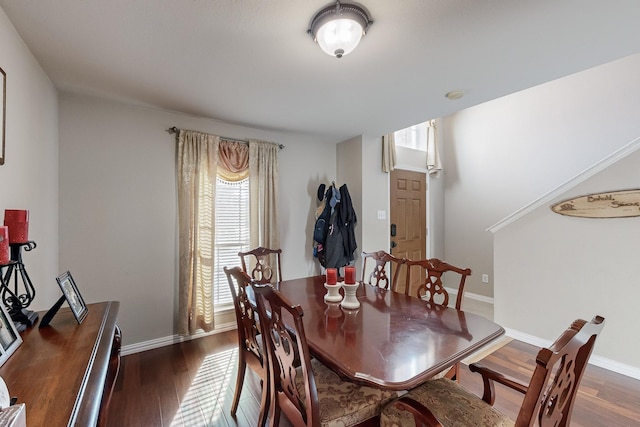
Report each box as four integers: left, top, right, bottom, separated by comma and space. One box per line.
308, 0, 373, 58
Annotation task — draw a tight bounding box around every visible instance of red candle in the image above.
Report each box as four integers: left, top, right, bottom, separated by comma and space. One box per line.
0, 226, 9, 265
4, 210, 28, 222
4, 209, 29, 244
326, 268, 337, 285
344, 266, 356, 284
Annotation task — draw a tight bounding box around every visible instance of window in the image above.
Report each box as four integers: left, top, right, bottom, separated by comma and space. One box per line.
213, 176, 250, 307
394, 122, 428, 151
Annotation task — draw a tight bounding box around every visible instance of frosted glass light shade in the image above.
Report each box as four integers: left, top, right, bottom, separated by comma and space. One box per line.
316, 18, 363, 58
308, 1, 372, 58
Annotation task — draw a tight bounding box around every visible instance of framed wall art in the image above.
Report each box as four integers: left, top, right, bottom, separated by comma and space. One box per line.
1, 66, 5, 165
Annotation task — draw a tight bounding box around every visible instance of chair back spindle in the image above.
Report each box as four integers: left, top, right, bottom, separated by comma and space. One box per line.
252, 283, 319, 426
404, 258, 471, 310
361, 250, 406, 291
238, 246, 283, 283
224, 266, 268, 427
516, 315, 605, 426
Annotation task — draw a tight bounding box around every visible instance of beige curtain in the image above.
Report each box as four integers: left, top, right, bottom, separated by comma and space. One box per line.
249, 140, 280, 255
426, 119, 442, 176
382, 133, 397, 173
177, 130, 219, 335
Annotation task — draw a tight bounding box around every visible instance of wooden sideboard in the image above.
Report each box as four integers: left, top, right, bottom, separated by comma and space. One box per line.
0, 301, 121, 427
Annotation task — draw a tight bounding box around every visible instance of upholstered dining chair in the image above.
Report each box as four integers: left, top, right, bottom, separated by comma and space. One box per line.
251, 282, 397, 427
238, 246, 283, 284
224, 266, 269, 427
403, 258, 472, 380
361, 250, 406, 291
381, 315, 605, 427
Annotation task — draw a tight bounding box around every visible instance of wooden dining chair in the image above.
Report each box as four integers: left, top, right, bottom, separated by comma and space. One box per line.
361, 250, 405, 291
224, 266, 269, 427
381, 315, 605, 427
403, 258, 471, 380
238, 246, 283, 284
404, 258, 471, 310
251, 282, 397, 427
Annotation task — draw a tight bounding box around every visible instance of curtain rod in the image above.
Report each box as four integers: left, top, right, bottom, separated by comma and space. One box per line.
166, 126, 284, 149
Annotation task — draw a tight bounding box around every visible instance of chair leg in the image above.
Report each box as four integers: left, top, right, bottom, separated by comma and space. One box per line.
231, 356, 247, 415
444, 362, 460, 382
257, 373, 269, 427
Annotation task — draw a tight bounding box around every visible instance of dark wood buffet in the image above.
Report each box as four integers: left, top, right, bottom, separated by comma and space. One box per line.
0, 301, 121, 426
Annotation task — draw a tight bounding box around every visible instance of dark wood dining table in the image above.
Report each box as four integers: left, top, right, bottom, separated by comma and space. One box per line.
273, 275, 505, 391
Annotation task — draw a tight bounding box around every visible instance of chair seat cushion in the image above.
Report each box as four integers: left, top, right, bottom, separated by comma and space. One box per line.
381, 378, 514, 427
296, 359, 398, 427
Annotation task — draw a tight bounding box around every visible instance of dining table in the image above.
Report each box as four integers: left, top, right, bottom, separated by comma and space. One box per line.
273, 275, 505, 391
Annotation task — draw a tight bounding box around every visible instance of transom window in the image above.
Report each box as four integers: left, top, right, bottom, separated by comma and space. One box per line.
394, 122, 428, 151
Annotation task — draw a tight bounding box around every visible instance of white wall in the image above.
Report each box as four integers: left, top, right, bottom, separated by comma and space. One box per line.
0, 8, 59, 311
360, 135, 389, 269
58, 93, 336, 346
494, 148, 640, 371
441, 53, 640, 299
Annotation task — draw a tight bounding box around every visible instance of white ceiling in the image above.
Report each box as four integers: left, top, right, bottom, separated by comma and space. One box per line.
2, 0, 640, 141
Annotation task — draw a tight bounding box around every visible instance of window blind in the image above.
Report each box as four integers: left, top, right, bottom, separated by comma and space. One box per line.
213, 176, 250, 307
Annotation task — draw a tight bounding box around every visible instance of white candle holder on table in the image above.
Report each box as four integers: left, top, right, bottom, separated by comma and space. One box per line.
340, 282, 360, 309
324, 282, 343, 303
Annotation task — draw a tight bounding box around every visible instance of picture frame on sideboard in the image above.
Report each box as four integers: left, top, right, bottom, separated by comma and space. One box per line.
56, 271, 88, 324
0, 302, 22, 367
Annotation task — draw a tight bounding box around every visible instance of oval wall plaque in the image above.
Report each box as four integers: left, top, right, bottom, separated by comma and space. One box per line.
551, 189, 640, 218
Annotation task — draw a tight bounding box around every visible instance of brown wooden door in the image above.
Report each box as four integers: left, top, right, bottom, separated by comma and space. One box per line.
390, 169, 426, 295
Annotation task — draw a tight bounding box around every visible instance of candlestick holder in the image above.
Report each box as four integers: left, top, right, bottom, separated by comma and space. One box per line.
0, 241, 39, 331
340, 282, 360, 309
324, 281, 343, 303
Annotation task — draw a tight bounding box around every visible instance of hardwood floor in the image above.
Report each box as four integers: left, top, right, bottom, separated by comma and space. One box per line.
106, 330, 640, 427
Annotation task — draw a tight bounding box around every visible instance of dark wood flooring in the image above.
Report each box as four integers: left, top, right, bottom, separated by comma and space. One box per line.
106, 330, 640, 427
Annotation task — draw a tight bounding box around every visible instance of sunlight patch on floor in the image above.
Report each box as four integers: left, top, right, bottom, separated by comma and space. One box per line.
171, 347, 237, 426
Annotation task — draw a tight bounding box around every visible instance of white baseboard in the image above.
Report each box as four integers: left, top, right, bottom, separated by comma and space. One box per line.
121, 321, 237, 356
445, 287, 494, 305
505, 327, 640, 381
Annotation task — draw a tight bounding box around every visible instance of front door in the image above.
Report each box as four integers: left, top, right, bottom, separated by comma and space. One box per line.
390, 169, 426, 295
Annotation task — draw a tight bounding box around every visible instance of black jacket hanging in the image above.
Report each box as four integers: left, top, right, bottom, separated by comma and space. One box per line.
338, 184, 357, 263
313, 182, 358, 269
